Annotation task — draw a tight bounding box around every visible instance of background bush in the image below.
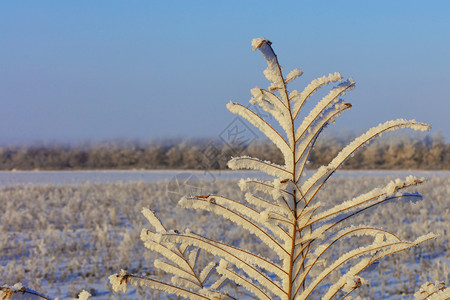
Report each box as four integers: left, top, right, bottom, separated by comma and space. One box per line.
0, 134, 448, 171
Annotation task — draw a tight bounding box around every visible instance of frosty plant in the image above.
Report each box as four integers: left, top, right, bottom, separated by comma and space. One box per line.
110, 38, 438, 299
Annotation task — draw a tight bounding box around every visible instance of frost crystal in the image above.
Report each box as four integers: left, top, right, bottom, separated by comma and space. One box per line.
251, 37, 268, 51
77, 290, 92, 300
109, 270, 128, 293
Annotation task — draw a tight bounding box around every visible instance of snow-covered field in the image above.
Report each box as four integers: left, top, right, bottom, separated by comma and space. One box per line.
0, 170, 448, 299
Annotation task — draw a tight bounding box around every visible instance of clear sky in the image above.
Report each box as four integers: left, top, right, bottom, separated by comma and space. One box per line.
1, 1, 449, 145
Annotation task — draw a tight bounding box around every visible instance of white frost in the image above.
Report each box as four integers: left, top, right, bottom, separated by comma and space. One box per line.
251, 37, 268, 51
76, 290, 91, 300
109, 270, 128, 293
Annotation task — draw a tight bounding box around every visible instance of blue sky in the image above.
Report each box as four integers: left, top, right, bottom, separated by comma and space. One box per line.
1, 1, 449, 144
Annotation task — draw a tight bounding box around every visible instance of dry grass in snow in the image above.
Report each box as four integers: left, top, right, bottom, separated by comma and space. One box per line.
0, 174, 448, 299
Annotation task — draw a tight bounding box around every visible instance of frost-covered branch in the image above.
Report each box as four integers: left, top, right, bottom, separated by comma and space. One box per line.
306, 176, 424, 227
302, 119, 430, 205
0, 284, 51, 300
228, 156, 291, 178
294, 101, 352, 182
110, 37, 437, 300
109, 270, 214, 299
227, 102, 292, 157
414, 281, 450, 300
297, 233, 437, 300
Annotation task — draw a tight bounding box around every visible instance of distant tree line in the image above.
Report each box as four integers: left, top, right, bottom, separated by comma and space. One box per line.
0, 134, 448, 170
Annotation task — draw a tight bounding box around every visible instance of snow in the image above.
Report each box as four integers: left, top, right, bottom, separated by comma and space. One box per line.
1, 169, 449, 187
0, 170, 448, 299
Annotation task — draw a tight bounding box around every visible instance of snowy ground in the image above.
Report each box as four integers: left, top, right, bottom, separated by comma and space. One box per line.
0, 170, 448, 299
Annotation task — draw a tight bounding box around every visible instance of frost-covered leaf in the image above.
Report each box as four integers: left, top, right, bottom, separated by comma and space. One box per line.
291, 72, 343, 119
228, 156, 291, 178
227, 102, 291, 158
414, 281, 450, 300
